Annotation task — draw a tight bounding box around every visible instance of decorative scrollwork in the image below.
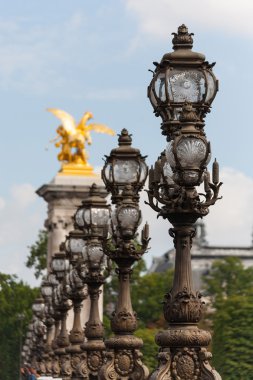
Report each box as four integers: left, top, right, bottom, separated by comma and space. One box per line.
146, 181, 222, 222
200, 348, 222, 380
115, 350, 134, 376
87, 350, 103, 373
155, 328, 211, 349
99, 351, 119, 380
60, 353, 72, 377
51, 356, 60, 376
171, 348, 200, 380
75, 352, 89, 378
149, 350, 172, 380
163, 289, 204, 323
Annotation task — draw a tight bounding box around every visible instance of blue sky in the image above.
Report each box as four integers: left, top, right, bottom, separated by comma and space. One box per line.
1, 0, 253, 285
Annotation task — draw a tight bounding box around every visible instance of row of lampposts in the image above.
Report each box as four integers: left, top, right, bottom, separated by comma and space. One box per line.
21, 25, 222, 380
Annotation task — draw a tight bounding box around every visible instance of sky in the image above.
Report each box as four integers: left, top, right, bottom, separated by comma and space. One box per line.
1, 0, 253, 286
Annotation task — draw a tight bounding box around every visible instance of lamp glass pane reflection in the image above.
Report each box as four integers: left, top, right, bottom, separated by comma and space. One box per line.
114, 159, 139, 183
176, 138, 207, 167
168, 69, 205, 103
118, 206, 139, 228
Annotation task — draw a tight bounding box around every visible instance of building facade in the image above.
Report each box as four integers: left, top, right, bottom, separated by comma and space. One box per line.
149, 222, 253, 290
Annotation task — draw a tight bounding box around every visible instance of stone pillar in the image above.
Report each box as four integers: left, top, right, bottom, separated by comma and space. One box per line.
37, 173, 105, 332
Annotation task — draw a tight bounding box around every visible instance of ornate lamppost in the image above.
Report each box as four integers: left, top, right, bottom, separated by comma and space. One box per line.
32, 298, 47, 376
64, 229, 88, 379
22, 326, 33, 369
73, 183, 110, 379
41, 277, 55, 377
51, 251, 72, 380
146, 24, 222, 379
99, 129, 150, 380
48, 272, 62, 379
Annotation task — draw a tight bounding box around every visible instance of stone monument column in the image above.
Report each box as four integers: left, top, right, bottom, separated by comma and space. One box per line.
37, 175, 105, 272
37, 107, 115, 333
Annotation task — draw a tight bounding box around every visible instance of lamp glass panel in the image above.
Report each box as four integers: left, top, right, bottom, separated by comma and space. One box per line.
176, 138, 206, 167
163, 162, 174, 185
205, 71, 216, 103
91, 208, 110, 226
154, 73, 166, 101
83, 209, 91, 225
32, 302, 44, 313
70, 238, 86, 253
206, 151, 212, 166
75, 208, 85, 227
166, 141, 176, 168
168, 69, 205, 103
88, 244, 104, 263
52, 257, 69, 272
48, 273, 58, 286
149, 87, 158, 108
41, 284, 52, 297
118, 206, 139, 228
139, 161, 148, 182
114, 159, 139, 183
104, 163, 113, 183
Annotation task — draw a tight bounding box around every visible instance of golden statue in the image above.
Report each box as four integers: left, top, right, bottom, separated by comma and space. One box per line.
48, 108, 115, 176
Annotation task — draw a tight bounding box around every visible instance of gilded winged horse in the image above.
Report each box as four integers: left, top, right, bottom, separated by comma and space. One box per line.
48, 108, 115, 166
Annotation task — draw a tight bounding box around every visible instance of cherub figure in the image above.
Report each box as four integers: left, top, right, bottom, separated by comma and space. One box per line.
48, 108, 115, 167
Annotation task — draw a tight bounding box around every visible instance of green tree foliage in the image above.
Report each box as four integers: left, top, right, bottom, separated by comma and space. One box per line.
135, 327, 159, 371
0, 273, 39, 380
132, 268, 173, 327
204, 257, 253, 379
26, 229, 48, 279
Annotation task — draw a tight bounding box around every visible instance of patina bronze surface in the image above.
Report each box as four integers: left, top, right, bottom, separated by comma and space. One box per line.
147, 25, 222, 380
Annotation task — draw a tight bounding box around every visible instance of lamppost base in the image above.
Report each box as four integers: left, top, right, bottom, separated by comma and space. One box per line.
99, 335, 149, 380
54, 349, 72, 380
149, 326, 221, 380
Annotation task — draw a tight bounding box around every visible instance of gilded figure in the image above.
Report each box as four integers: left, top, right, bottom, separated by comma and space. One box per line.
48, 108, 115, 175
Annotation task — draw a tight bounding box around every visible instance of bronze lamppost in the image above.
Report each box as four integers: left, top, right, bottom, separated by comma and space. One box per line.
51, 252, 72, 380
48, 272, 62, 379
146, 25, 222, 379
41, 278, 55, 377
32, 298, 47, 376
64, 229, 88, 379
99, 129, 150, 380
73, 183, 110, 379
22, 327, 33, 369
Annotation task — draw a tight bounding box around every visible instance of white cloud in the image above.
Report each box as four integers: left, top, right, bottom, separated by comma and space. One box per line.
0, 183, 45, 286
0, 197, 5, 210
0, 12, 89, 94
125, 0, 253, 40
11, 183, 37, 208
205, 168, 253, 247
140, 167, 253, 268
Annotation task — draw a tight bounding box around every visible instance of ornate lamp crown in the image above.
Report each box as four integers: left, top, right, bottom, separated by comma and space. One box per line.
102, 129, 148, 203
147, 24, 218, 131
74, 183, 110, 237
